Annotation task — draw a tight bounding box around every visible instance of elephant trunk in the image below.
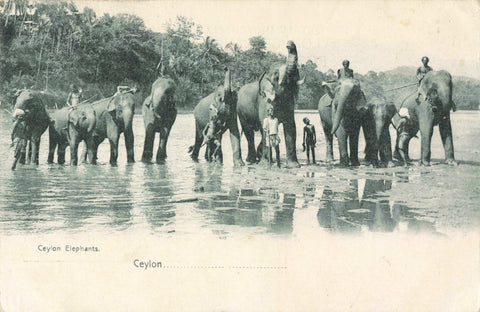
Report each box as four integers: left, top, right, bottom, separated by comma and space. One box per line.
331, 81, 354, 135
224, 67, 231, 93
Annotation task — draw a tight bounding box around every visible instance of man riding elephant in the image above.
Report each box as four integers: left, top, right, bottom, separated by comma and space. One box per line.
338, 60, 354, 80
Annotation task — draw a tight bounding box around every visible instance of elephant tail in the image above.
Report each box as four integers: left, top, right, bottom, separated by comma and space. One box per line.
188, 145, 194, 154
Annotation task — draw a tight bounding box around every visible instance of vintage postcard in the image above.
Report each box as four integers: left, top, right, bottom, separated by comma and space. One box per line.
0, 0, 479, 311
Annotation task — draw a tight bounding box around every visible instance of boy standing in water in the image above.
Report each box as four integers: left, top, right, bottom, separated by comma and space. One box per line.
302, 117, 316, 164
263, 104, 281, 167
397, 107, 412, 167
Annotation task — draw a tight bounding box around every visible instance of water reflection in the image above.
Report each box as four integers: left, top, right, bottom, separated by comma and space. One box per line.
1, 112, 471, 235
317, 178, 437, 234
139, 164, 175, 230
194, 167, 295, 234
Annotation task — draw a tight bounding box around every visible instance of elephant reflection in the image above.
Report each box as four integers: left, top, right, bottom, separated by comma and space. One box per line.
194, 170, 295, 233
139, 165, 176, 230
62, 166, 134, 230
317, 179, 394, 232
317, 178, 436, 234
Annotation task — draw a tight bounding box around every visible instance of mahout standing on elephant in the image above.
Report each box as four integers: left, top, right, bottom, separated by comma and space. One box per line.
393, 70, 457, 166
142, 77, 177, 164
48, 103, 96, 165
237, 40, 304, 167
189, 67, 244, 166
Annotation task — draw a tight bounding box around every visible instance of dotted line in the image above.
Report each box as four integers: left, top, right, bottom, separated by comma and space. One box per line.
161, 266, 287, 269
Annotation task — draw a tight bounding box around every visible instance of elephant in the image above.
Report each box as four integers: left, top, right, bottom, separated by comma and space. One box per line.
362, 85, 397, 167
393, 70, 456, 166
48, 104, 96, 165
318, 78, 379, 167
87, 89, 137, 165
141, 77, 177, 164
11, 90, 53, 167
189, 67, 244, 166
237, 63, 304, 166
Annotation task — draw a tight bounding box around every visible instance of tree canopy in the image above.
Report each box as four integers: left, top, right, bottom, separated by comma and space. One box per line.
1, 0, 478, 111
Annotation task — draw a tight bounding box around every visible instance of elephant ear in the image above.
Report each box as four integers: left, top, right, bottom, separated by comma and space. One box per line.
69, 112, 79, 127
107, 97, 117, 112
386, 102, 397, 119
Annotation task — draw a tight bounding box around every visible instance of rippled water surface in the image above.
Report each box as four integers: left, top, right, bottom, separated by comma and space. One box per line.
1, 111, 479, 236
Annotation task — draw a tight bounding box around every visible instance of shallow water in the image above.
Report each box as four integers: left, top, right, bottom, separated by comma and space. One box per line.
0, 111, 479, 236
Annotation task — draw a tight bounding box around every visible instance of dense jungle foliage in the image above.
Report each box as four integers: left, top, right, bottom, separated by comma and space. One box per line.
1, 1, 479, 111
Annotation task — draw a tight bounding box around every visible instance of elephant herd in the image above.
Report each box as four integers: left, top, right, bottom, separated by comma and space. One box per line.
10, 63, 457, 170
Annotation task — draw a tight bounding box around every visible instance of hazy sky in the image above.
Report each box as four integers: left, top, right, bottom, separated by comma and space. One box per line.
77, 0, 480, 79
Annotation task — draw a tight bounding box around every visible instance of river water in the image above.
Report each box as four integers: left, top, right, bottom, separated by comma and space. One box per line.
0, 111, 479, 236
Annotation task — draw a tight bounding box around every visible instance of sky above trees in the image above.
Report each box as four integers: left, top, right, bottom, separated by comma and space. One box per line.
77, 0, 480, 79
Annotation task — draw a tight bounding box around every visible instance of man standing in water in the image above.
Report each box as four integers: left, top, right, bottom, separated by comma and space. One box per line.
263, 104, 281, 167
302, 117, 316, 165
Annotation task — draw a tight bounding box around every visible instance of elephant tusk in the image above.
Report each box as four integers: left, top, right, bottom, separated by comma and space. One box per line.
153, 110, 162, 120
297, 77, 305, 85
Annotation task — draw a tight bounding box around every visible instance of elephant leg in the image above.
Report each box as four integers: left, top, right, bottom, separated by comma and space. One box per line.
349, 129, 360, 167
19, 142, 26, 165
362, 118, 378, 166
26, 141, 32, 164
190, 129, 202, 162
335, 126, 349, 167
380, 128, 394, 167
142, 124, 155, 163
228, 116, 244, 166
393, 132, 402, 161
204, 143, 210, 161
31, 137, 40, 165
91, 138, 102, 165
439, 114, 456, 164
257, 137, 265, 161
70, 137, 80, 166
48, 128, 56, 164
85, 137, 95, 164
243, 127, 257, 164
419, 114, 434, 166
321, 119, 334, 162
58, 143, 67, 165
48, 141, 56, 164
124, 127, 135, 163
282, 117, 300, 167
216, 138, 223, 164
156, 129, 169, 164
109, 133, 120, 166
